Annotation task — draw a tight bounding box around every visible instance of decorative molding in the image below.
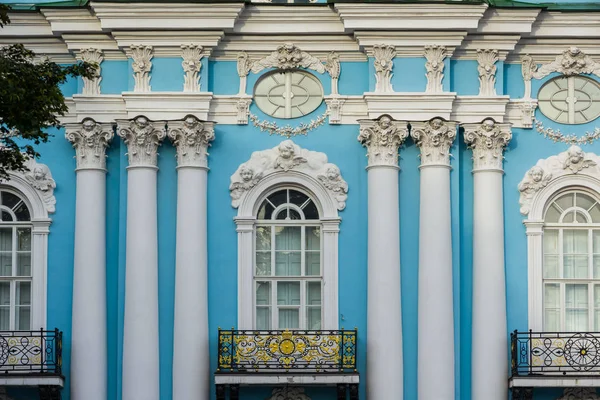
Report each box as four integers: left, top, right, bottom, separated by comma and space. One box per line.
121, 92, 212, 121
181, 45, 203, 93
534, 119, 600, 145
116, 116, 166, 167
557, 388, 600, 400
236, 96, 252, 125
167, 116, 215, 169
373, 44, 396, 93
237, 51, 253, 95
249, 112, 328, 138
325, 96, 345, 125
267, 387, 311, 400
450, 95, 509, 124
411, 118, 457, 167
229, 140, 348, 210
357, 115, 408, 168
477, 49, 498, 96
77, 48, 103, 96
463, 119, 512, 171
130, 45, 153, 93
65, 118, 114, 170
424, 45, 446, 94
521, 54, 537, 99
518, 145, 600, 215
506, 99, 537, 128
325, 52, 341, 95
14, 158, 57, 214
364, 93, 455, 121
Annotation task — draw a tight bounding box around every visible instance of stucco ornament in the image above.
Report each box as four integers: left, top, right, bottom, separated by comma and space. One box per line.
463, 119, 512, 171
411, 118, 457, 167
78, 48, 103, 96
251, 43, 326, 74
229, 140, 348, 210
534, 120, 600, 145
518, 145, 600, 215
373, 45, 396, 93
65, 118, 114, 170
237, 51, 253, 95
557, 388, 600, 400
477, 49, 498, 96
236, 97, 252, 125
325, 52, 341, 95
167, 116, 215, 168
20, 158, 56, 213
116, 116, 166, 167
181, 45, 203, 92
520, 55, 537, 99
267, 387, 311, 400
325, 97, 345, 125
424, 45, 446, 94
130, 45, 153, 92
358, 115, 408, 167
249, 112, 328, 138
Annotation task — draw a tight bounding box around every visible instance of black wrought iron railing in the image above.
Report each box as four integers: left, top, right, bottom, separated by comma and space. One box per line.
217, 329, 357, 373
0, 329, 62, 375
511, 330, 600, 376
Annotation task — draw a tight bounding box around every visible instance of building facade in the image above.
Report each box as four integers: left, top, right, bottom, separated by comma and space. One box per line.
1, 0, 600, 399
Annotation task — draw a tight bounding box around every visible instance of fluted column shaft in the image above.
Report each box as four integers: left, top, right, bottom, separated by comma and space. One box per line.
117, 116, 166, 400
358, 116, 408, 400
464, 119, 512, 400
411, 118, 456, 400
66, 119, 113, 400
169, 117, 215, 400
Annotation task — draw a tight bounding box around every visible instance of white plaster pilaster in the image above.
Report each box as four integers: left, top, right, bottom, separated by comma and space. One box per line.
411, 117, 456, 400
358, 115, 407, 400
372, 45, 396, 93
463, 118, 511, 400
65, 118, 113, 400
168, 116, 214, 400
116, 116, 165, 400
477, 49, 499, 96
325, 52, 341, 95
181, 45, 203, 93
77, 48, 103, 96
130, 45, 153, 93
424, 45, 446, 94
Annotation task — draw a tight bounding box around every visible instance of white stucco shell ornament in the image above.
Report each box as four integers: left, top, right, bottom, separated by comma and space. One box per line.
229, 140, 348, 210
518, 145, 600, 215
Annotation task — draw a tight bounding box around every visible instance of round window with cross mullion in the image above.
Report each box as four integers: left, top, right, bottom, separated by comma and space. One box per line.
254, 70, 324, 119
538, 75, 600, 125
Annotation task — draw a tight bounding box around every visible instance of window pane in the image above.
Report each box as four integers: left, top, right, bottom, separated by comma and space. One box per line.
267, 190, 288, 209
256, 281, 271, 306
288, 209, 301, 220
575, 211, 588, 223
275, 227, 301, 251
595, 285, 600, 308
545, 283, 560, 309
1, 192, 20, 209
0, 253, 12, 277
555, 193, 575, 212
595, 231, 600, 253
576, 193, 596, 211
256, 307, 271, 330
275, 209, 288, 220
307, 307, 321, 330
17, 228, 30, 251
275, 252, 301, 276
596, 310, 600, 332
564, 230, 588, 253
303, 201, 319, 220
278, 309, 299, 329
16, 282, 31, 306
544, 309, 560, 331
277, 282, 300, 305
0, 228, 12, 252
545, 205, 560, 223
1, 211, 12, 222
289, 190, 308, 207
306, 252, 321, 276
566, 310, 589, 331
306, 227, 320, 251
16, 307, 30, 331
13, 202, 30, 221
255, 252, 271, 276
591, 204, 600, 223
257, 201, 274, 220
0, 307, 9, 330
307, 282, 321, 306
594, 256, 600, 279
566, 284, 588, 308
564, 255, 589, 279
17, 253, 31, 276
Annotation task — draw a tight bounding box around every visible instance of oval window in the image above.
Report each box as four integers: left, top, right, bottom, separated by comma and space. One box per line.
538, 75, 600, 125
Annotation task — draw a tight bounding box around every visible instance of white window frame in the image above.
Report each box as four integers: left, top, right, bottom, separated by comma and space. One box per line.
0, 175, 52, 331
526, 174, 600, 331
235, 172, 340, 330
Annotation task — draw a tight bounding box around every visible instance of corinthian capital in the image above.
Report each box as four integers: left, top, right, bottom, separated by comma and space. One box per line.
65, 118, 114, 170
358, 115, 408, 168
463, 119, 512, 172
411, 118, 457, 167
116, 116, 166, 167
167, 115, 215, 168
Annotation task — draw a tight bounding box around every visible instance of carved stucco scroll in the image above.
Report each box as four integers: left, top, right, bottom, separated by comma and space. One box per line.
424, 45, 447, 94
229, 140, 348, 210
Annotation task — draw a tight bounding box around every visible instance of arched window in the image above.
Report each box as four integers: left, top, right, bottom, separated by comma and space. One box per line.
0, 190, 33, 330
254, 188, 323, 330
542, 190, 600, 331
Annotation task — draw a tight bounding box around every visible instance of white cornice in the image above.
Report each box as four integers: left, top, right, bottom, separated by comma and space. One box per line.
61, 34, 125, 60
470, 8, 540, 34
113, 31, 223, 57
40, 8, 102, 34
212, 35, 365, 61
122, 92, 213, 121
2, 12, 52, 37
528, 11, 600, 38
453, 34, 522, 60
506, 38, 600, 63
354, 31, 465, 57
233, 5, 345, 34
0, 37, 74, 62
450, 96, 509, 123
363, 93, 456, 121
90, 2, 245, 30
334, 3, 488, 31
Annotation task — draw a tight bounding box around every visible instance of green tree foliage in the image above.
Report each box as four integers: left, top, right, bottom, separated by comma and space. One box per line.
0, 4, 95, 179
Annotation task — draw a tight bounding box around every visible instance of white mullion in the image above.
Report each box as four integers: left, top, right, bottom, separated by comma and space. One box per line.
301, 226, 306, 277
10, 226, 16, 331
271, 226, 275, 276
590, 228, 594, 279
284, 74, 292, 118
567, 77, 575, 124
561, 282, 566, 331
300, 280, 306, 330
590, 281, 594, 331
559, 229, 564, 279
9, 281, 15, 331
272, 280, 278, 330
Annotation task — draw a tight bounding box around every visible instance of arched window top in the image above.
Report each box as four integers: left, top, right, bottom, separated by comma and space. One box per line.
0, 190, 31, 223
544, 190, 600, 224
256, 188, 320, 221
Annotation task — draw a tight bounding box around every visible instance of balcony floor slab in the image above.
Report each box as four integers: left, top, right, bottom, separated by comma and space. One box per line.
511, 376, 600, 388
0, 375, 64, 387
215, 373, 359, 386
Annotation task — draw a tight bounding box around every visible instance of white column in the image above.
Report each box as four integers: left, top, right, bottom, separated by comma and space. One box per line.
464, 119, 512, 400
358, 115, 408, 400
168, 117, 215, 400
117, 116, 166, 400
411, 118, 456, 400
66, 119, 113, 400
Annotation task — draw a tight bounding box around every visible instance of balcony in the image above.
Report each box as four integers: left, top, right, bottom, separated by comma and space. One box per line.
215, 329, 359, 400
510, 330, 600, 395
0, 329, 63, 399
